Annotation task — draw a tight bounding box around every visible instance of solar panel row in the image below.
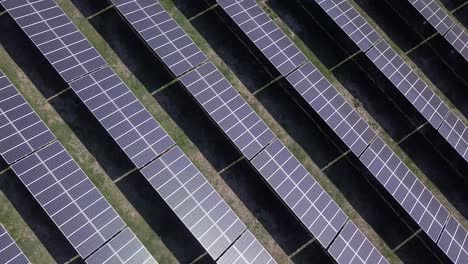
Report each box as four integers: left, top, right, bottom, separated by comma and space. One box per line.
69, 66, 175, 168
0, 71, 56, 164
110, 0, 207, 77
315, 0, 381, 52
437, 216, 468, 264
179, 62, 276, 160
217, 230, 276, 264
86, 228, 158, 264
11, 141, 127, 258
365, 40, 450, 129
407, 0, 454, 35
141, 146, 247, 260
1, 0, 107, 82
286, 62, 376, 156
438, 112, 468, 162
360, 137, 449, 242
443, 24, 468, 61
328, 221, 389, 264
0, 225, 30, 264
251, 138, 348, 247
217, 0, 307, 76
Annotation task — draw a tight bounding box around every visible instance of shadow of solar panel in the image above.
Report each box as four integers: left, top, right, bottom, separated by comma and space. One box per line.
69, 66, 174, 168
438, 112, 468, 163
408, 0, 454, 35
10, 141, 126, 258
360, 137, 449, 242
1, 0, 107, 82
328, 221, 389, 264
217, 0, 307, 76
444, 24, 468, 61
0, 225, 30, 264
179, 62, 276, 160
365, 40, 449, 128
217, 230, 276, 264
86, 227, 158, 264
111, 0, 207, 77
0, 72, 56, 164
437, 216, 468, 264
315, 0, 381, 52
287, 62, 376, 156
140, 147, 246, 260
251, 138, 348, 247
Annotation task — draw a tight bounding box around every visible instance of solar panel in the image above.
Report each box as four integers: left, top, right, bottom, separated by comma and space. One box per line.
444, 24, 468, 61
437, 216, 468, 264
0, 225, 30, 264
179, 62, 276, 160
217, 0, 307, 76
0, 71, 56, 164
1, 0, 107, 82
251, 138, 348, 247
365, 40, 449, 129
217, 230, 276, 264
140, 147, 246, 260
438, 111, 468, 163
286, 62, 376, 156
407, 0, 455, 35
110, 0, 207, 77
86, 227, 158, 264
328, 221, 389, 264
69, 66, 175, 168
315, 0, 381, 52
360, 137, 449, 242
10, 141, 126, 258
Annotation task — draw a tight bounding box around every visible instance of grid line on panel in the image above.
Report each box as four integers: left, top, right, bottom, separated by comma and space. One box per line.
218, 0, 307, 76
443, 24, 468, 60
365, 40, 449, 129
85, 228, 158, 264
360, 137, 449, 242
179, 62, 276, 160
1, 0, 107, 82
315, 0, 381, 52
286, 63, 376, 156
437, 216, 468, 264
0, 225, 30, 264
328, 221, 389, 264
251, 139, 348, 248
111, 0, 207, 76
11, 142, 126, 258
0, 72, 56, 164
438, 112, 468, 162
217, 230, 276, 264
408, 0, 454, 35
141, 147, 246, 259
69, 66, 175, 168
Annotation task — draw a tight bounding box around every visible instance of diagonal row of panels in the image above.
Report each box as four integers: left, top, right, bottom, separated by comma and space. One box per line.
406, 0, 468, 60
0, 0, 272, 261
0, 70, 130, 259
0, 225, 30, 264
108, 0, 390, 263
216, 0, 468, 263
314, 0, 468, 163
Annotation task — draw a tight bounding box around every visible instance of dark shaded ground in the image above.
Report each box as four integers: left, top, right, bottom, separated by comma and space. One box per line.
220, 160, 319, 256
116, 171, 208, 263
155, 81, 241, 171
290, 240, 335, 264
88, 9, 175, 93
